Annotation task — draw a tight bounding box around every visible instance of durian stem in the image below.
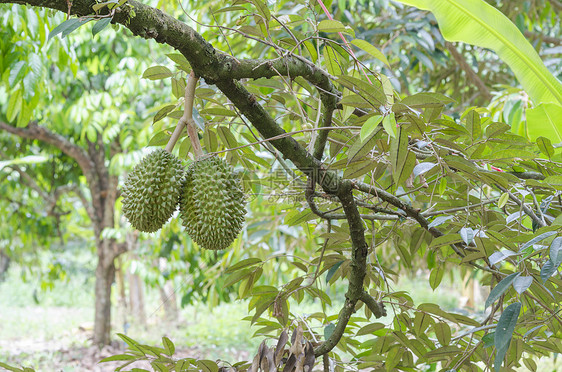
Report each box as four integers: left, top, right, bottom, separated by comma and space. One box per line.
165, 72, 203, 159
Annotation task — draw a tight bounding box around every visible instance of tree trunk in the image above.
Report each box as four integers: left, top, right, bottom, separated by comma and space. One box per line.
128, 270, 147, 326
159, 280, 178, 322
93, 245, 116, 346
0, 249, 10, 282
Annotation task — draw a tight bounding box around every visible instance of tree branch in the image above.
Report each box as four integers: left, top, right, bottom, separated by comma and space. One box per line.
445, 42, 493, 102
313, 93, 337, 160
0, 121, 97, 187
496, 185, 546, 228
547, 0, 562, 12
314, 180, 371, 356
524, 31, 562, 45
360, 292, 387, 318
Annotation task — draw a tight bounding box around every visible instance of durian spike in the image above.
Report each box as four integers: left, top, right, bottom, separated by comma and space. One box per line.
165, 71, 204, 159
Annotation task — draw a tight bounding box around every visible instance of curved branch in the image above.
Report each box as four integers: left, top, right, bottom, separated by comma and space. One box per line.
313, 94, 337, 160
0, 121, 97, 186
314, 180, 384, 357
445, 42, 492, 102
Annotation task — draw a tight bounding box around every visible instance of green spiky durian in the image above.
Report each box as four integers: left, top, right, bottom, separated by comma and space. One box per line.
179, 157, 246, 250
122, 149, 185, 233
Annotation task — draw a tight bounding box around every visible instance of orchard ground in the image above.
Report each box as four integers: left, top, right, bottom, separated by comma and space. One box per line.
1, 250, 560, 371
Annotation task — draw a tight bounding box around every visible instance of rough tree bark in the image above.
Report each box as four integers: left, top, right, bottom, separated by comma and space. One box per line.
0, 121, 125, 346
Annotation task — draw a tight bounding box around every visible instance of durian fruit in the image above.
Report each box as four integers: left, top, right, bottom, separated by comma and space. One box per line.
122, 149, 185, 233
179, 157, 246, 250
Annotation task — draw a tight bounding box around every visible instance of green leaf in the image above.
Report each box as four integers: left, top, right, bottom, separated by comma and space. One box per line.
325, 261, 344, 283
395, 0, 562, 106
166, 53, 192, 73
465, 110, 481, 142
433, 322, 451, 346
116, 333, 142, 351
224, 258, 262, 274
142, 66, 173, 80
390, 126, 408, 183
536, 136, 555, 158
248, 0, 271, 24
498, 192, 509, 208
199, 107, 236, 117
512, 276, 532, 294
429, 234, 462, 248
527, 103, 562, 142
360, 115, 382, 142
223, 268, 253, 288
285, 209, 315, 226
323, 45, 343, 75
382, 113, 397, 138
429, 265, 444, 290
337, 75, 386, 107
49, 18, 82, 41
342, 159, 377, 179
92, 18, 112, 36
62, 18, 92, 38
8, 61, 26, 87
485, 272, 520, 309
413, 312, 431, 335
172, 77, 187, 99
318, 20, 355, 36
494, 302, 521, 372
196, 360, 219, 372
153, 105, 176, 124
217, 126, 239, 149
459, 227, 474, 245
347, 132, 378, 165
148, 129, 171, 146
351, 39, 390, 67
92, 1, 115, 12
0, 361, 24, 372
356, 322, 385, 336
519, 231, 556, 252
324, 323, 336, 340
413, 162, 436, 178
540, 260, 558, 282
162, 336, 175, 356
99, 354, 138, 362
550, 237, 562, 266
6, 88, 23, 122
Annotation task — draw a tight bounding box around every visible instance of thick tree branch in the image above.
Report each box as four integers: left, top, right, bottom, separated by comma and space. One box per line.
314, 180, 386, 356
0, 121, 96, 186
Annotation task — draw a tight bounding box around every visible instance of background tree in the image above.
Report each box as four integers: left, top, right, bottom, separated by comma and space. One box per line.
0, 5, 172, 344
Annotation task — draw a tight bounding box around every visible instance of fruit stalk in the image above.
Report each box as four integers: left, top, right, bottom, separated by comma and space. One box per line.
165, 71, 203, 159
